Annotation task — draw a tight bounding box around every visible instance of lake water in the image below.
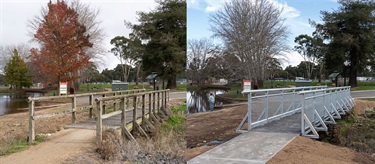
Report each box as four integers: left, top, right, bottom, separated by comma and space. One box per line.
187, 90, 225, 114
0, 92, 43, 116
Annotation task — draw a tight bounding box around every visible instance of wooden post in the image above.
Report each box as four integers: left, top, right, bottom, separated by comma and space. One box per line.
142, 94, 145, 125
121, 97, 126, 136
89, 95, 94, 118
72, 96, 77, 123
113, 93, 117, 111
161, 90, 164, 110
28, 100, 35, 145
148, 93, 159, 124
96, 100, 103, 141
157, 92, 160, 113
153, 92, 156, 115
165, 90, 168, 108
149, 93, 152, 117
133, 96, 137, 132
102, 94, 106, 114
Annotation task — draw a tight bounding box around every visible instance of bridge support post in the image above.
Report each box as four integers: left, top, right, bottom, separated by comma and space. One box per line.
133, 96, 137, 131
152, 92, 162, 121
121, 97, 136, 141
142, 93, 155, 131
96, 100, 103, 142
132, 95, 149, 139
149, 93, 160, 124
28, 100, 35, 144
142, 94, 145, 125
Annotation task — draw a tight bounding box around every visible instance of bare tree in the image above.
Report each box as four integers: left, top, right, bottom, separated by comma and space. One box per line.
210, 0, 289, 87
187, 38, 219, 85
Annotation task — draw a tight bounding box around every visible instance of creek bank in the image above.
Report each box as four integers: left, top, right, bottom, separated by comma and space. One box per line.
319, 106, 375, 156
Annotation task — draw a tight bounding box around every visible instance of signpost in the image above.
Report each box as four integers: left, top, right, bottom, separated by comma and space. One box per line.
60, 82, 68, 95
243, 80, 252, 91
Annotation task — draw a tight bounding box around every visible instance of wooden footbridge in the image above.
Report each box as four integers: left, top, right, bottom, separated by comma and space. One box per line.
27, 89, 181, 144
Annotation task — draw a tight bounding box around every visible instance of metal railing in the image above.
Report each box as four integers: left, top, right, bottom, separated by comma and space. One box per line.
95, 89, 170, 142
237, 86, 327, 133
299, 86, 355, 138
28, 89, 146, 144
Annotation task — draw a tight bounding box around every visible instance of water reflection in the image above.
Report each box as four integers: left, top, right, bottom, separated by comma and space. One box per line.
187, 89, 225, 114
0, 92, 43, 116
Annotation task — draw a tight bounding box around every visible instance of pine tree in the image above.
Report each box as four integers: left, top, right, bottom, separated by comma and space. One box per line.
4, 49, 32, 89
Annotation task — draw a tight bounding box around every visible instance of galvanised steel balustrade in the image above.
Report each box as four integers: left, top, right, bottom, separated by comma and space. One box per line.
237, 86, 327, 133
299, 86, 355, 138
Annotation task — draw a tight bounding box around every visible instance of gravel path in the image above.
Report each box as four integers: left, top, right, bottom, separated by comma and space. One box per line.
0, 129, 95, 164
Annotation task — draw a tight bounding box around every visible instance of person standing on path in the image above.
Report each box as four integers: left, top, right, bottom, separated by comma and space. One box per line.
208, 93, 215, 112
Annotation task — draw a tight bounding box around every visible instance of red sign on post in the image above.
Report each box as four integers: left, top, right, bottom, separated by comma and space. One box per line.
243, 80, 252, 91
60, 81, 68, 95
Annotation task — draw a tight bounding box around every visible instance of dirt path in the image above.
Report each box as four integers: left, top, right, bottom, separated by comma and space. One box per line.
0, 129, 95, 164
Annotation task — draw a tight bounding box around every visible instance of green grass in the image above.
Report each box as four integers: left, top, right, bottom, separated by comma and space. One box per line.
352, 85, 375, 91
361, 98, 375, 102
0, 136, 44, 156
163, 101, 186, 133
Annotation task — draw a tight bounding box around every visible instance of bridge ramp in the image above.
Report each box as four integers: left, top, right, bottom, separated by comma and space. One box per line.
188, 114, 300, 163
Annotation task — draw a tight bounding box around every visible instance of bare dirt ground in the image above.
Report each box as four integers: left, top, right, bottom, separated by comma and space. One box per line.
186, 99, 375, 163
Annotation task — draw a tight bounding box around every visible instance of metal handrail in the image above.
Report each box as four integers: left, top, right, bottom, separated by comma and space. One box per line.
237, 86, 327, 133
242, 85, 327, 94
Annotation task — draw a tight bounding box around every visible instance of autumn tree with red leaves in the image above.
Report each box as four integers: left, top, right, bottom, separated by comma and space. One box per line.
30, 0, 92, 93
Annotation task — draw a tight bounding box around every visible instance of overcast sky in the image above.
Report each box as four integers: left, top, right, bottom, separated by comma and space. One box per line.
0, 0, 157, 71
188, 0, 339, 68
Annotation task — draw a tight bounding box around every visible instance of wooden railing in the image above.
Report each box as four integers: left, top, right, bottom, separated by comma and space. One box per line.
95, 89, 171, 142
27, 89, 146, 144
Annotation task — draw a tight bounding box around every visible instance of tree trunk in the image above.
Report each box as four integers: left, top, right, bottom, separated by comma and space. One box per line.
348, 68, 357, 88
57, 77, 60, 95
135, 64, 141, 85
318, 64, 323, 83
166, 76, 177, 89
348, 48, 358, 88
74, 81, 80, 92
257, 79, 264, 88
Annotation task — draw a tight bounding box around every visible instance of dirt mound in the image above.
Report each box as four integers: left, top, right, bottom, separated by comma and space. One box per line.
186, 105, 247, 149
267, 136, 375, 164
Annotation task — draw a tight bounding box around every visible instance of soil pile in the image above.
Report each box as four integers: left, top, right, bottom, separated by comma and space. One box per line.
267, 136, 375, 164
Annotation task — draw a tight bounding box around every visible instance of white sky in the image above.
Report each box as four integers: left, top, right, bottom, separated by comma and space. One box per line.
0, 0, 157, 71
